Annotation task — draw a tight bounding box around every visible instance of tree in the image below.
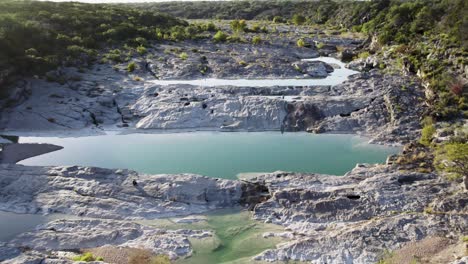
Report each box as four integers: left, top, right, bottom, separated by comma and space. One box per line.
419, 117, 435, 146
434, 142, 468, 180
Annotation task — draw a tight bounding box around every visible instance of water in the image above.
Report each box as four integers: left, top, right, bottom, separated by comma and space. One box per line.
148, 57, 358, 87
0, 211, 72, 242
19, 132, 399, 178
139, 208, 286, 264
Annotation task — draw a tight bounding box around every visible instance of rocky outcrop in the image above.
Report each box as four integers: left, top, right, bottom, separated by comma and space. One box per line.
291, 61, 334, 78
0, 66, 424, 145
0, 164, 243, 219
1, 163, 465, 264
298, 71, 426, 144
145, 40, 328, 80
246, 165, 467, 263
7, 219, 211, 261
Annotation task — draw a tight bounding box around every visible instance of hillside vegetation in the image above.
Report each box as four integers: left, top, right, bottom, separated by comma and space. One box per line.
0, 0, 186, 95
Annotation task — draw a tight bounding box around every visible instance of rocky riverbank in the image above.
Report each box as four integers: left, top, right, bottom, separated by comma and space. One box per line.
0, 59, 423, 145
0, 162, 466, 263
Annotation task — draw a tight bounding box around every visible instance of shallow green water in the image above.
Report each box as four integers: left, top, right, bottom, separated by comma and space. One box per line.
140, 208, 286, 264
0, 211, 73, 242
19, 132, 400, 178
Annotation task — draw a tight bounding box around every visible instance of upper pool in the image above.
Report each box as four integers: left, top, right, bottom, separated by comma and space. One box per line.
19, 132, 399, 179
148, 57, 359, 87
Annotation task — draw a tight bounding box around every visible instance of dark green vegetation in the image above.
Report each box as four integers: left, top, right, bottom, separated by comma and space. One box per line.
0, 0, 196, 97
434, 141, 468, 180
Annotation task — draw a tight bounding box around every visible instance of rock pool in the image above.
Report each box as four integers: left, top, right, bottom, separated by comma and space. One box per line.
19, 132, 400, 179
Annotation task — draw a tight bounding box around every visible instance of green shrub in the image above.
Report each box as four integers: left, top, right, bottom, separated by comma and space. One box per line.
297, 38, 306, 48
230, 19, 247, 34
72, 252, 103, 262
136, 45, 147, 55
250, 24, 261, 32
358, 51, 371, 59
252, 36, 262, 45
434, 142, 468, 180
213, 31, 227, 42
104, 49, 123, 63
127, 61, 136, 72
419, 117, 435, 146
179, 52, 188, 60
272, 16, 284, 23
169, 25, 187, 41
316, 42, 325, 49
66, 45, 90, 57
292, 14, 306, 25
202, 21, 217, 32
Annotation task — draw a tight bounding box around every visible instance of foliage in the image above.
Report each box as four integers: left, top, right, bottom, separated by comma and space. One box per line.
252, 36, 262, 45
72, 252, 103, 262
213, 31, 228, 42
127, 61, 136, 72
230, 19, 247, 34
0, 0, 186, 90
291, 14, 306, 25
358, 51, 371, 59
296, 38, 307, 48
434, 142, 468, 180
419, 117, 436, 146
201, 21, 217, 32
272, 16, 284, 23
136, 45, 147, 55
179, 52, 188, 60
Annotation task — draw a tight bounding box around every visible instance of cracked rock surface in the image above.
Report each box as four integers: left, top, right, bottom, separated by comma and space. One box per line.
244, 164, 467, 263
